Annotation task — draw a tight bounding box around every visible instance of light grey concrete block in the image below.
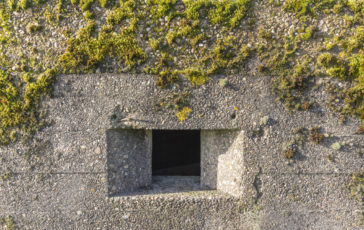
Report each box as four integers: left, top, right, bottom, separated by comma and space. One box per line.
106, 129, 152, 196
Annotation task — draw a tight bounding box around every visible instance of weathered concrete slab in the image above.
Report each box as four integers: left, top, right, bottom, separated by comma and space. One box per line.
0, 74, 362, 229
47, 74, 361, 132
201, 130, 246, 196
200, 130, 239, 189
106, 129, 152, 196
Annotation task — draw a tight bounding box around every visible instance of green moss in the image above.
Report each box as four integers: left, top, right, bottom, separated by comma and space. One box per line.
0, 0, 363, 142
347, 0, 364, 15
258, 27, 272, 40
83, 10, 93, 20
358, 123, 364, 134
317, 53, 347, 79
155, 69, 180, 88
316, 28, 363, 126
328, 66, 347, 79
348, 171, 364, 202
271, 52, 313, 110
348, 54, 363, 78
283, 0, 358, 20
269, 0, 281, 7
54, 0, 253, 91
148, 0, 177, 21
202, 36, 251, 75
80, 0, 95, 11
6, 0, 16, 10
149, 38, 160, 51
183, 68, 208, 86
2, 0, 38, 10
158, 91, 190, 111
0, 216, 15, 230
59, 12, 146, 73
106, 6, 132, 25
0, 70, 22, 144
0, 69, 56, 145
298, 25, 315, 41
323, 40, 336, 51
40, 0, 253, 94
284, 0, 311, 19
184, 0, 252, 30
166, 30, 176, 45
3, 0, 49, 11
24, 69, 56, 108
34, 0, 47, 4
176, 106, 192, 122
18, 0, 32, 10
207, 0, 252, 29
98, 0, 110, 7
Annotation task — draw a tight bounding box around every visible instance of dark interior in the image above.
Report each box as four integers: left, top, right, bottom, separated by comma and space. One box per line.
152, 130, 200, 176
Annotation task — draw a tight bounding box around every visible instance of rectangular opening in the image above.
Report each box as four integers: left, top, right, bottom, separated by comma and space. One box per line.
152, 130, 200, 176
106, 129, 243, 196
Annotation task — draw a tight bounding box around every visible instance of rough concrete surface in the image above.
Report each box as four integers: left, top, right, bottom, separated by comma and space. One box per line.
0, 74, 363, 229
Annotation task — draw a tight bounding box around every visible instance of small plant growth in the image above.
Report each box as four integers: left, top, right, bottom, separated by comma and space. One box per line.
308, 126, 324, 144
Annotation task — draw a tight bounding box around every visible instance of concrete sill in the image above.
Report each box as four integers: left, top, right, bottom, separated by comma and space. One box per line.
108, 176, 236, 201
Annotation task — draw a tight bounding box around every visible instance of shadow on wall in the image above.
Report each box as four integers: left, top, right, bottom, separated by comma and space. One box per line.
201, 130, 245, 197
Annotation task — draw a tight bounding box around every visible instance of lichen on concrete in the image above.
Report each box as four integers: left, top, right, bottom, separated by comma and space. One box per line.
0, 1, 364, 229
0, 0, 363, 143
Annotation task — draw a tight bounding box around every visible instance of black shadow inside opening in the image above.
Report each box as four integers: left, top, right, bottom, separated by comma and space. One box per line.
152, 130, 200, 176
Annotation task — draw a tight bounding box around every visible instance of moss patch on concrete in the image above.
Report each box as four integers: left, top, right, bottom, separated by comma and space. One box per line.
348, 169, 364, 227
0, 69, 55, 145
349, 170, 364, 202
0, 215, 15, 230
0, 0, 363, 144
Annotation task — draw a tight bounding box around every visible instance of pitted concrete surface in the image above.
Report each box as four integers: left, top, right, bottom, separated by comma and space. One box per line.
0, 74, 363, 229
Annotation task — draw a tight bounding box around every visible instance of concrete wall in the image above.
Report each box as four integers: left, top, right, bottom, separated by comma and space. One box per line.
0, 74, 363, 229
201, 130, 245, 197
